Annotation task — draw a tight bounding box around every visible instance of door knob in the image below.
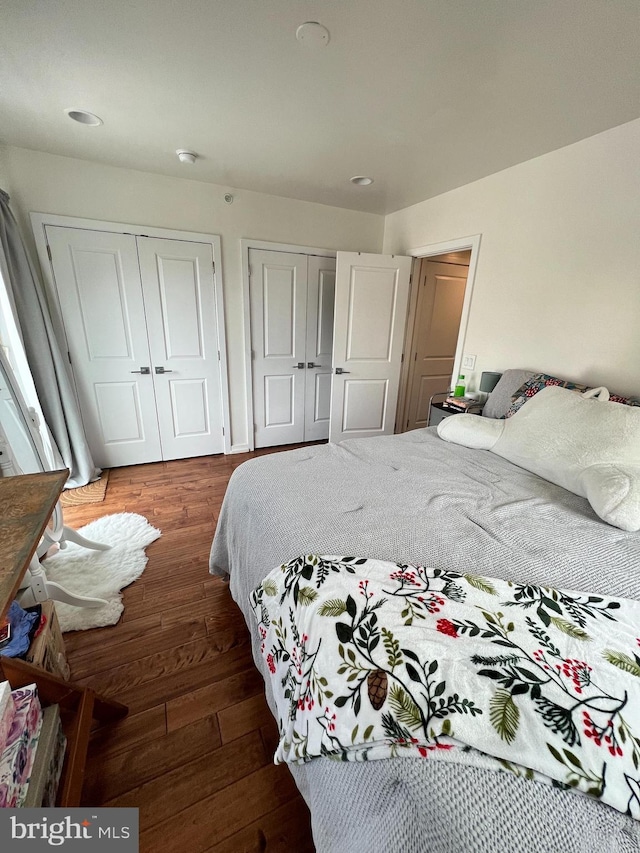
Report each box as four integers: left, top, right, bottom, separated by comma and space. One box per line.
130, 367, 150, 374
291, 362, 305, 369
307, 362, 323, 369
334, 367, 351, 374
154, 366, 173, 374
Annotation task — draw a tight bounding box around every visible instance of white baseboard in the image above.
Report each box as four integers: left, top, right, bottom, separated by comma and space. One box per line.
230, 443, 251, 454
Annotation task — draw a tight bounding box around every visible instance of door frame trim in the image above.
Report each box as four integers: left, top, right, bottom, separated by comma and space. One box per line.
240, 239, 337, 452
395, 234, 482, 432
30, 212, 232, 454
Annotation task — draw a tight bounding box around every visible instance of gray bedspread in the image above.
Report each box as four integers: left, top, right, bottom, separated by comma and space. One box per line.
209, 428, 640, 852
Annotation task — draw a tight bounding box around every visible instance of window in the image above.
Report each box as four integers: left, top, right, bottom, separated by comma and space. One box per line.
0, 267, 57, 469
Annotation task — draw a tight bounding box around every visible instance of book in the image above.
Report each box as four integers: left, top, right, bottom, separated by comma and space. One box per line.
0, 683, 43, 807
23, 704, 66, 808
0, 620, 10, 647
0, 680, 16, 754
444, 396, 482, 411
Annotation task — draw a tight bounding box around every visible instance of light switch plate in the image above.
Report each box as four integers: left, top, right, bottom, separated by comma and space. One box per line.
462, 354, 476, 370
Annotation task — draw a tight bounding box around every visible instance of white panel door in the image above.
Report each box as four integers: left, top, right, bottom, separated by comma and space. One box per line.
250, 249, 308, 448
136, 237, 224, 460
330, 252, 412, 443
45, 226, 162, 467
304, 256, 336, 442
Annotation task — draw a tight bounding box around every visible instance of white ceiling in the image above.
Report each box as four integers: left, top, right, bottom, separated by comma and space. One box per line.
1, 1, 638, 215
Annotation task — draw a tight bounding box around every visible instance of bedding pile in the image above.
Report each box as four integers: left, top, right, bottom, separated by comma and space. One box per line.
211, 430, 640, 851
438, 386, 640, 531
252, 554, 640, 819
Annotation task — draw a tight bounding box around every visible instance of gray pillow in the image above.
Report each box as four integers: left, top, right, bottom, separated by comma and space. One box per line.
482, 369, 535, 419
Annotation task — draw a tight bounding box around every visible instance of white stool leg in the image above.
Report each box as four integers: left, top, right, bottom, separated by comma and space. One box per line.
18, 555, 108, 609
60, 525, 111, 551
39, 581, 108, 609
21, 556, 49, 603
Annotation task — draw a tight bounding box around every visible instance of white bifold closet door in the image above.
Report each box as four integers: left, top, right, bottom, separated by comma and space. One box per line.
249, 249, 336, 448
45, 226, 224, 467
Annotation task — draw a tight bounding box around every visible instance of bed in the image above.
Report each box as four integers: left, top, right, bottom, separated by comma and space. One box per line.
209, 371, 640, 852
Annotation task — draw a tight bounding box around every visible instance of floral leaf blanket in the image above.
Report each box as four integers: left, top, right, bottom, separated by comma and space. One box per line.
250, 555, 640, 820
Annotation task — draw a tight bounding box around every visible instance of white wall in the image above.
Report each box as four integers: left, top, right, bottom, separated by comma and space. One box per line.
0, 148, 10, 194
1, 146, 384, 448
4, 121, 638, 452
384, 119, 640, 398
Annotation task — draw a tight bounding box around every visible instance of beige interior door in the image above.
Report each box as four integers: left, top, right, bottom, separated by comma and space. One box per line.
403, 259, 468, 431
329, 252, 412, 443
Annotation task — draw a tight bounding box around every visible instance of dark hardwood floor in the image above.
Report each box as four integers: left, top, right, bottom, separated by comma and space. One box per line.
60, 448, 316, 853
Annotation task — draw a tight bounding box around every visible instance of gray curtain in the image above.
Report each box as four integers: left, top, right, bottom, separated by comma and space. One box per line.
0, 189, 98, 486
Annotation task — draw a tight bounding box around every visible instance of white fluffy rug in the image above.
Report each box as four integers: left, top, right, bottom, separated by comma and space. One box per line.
42, 513, 161, 632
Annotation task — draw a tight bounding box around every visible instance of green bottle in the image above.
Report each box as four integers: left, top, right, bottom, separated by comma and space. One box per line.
454, 374, 466, 397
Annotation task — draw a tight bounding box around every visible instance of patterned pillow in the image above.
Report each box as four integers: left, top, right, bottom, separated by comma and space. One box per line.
608, 393, 640, 408
506, 374, 640, 418
505, 373, 589, 418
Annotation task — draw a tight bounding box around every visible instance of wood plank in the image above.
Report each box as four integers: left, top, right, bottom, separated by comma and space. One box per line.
218, 692, 272, 744
106, 730, 268, 823
71, 618, 207, 678
204, 796, 314, 853
146, 557, 213, 582
204, 592, 250, 652
260, 718, 281, 758
116, 643, 253, 715
139, 763, 299, 853
122, 582, 205, 622
65, 613, 162, 656
88, 705, 167, 759
166, 667, 263, 732
204, 577, 226, 596
159, 595, 227, 630
145, 522, 216, 550
140, 562, 212, 595
121, 581, 145, 603
83, 714, 221, 803
77, 634, 243, 696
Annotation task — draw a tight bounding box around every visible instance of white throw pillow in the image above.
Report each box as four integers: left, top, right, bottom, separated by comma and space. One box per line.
437, 386, 640, 531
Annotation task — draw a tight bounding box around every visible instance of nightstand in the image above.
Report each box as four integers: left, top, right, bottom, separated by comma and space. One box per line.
428, 400, 484, 427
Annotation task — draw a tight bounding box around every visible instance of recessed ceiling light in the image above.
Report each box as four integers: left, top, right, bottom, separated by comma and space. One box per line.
350, 176, 374, 186
65, 108, 103, 126
296, 22, 330, 46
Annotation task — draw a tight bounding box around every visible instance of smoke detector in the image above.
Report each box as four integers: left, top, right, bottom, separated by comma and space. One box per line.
176, 149, 198, 164
296, 22, 330, 46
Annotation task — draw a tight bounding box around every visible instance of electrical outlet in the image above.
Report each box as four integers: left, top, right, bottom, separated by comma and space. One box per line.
462, 354, 476, 370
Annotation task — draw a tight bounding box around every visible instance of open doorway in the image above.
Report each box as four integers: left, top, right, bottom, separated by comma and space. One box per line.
396, 250, 472, 432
